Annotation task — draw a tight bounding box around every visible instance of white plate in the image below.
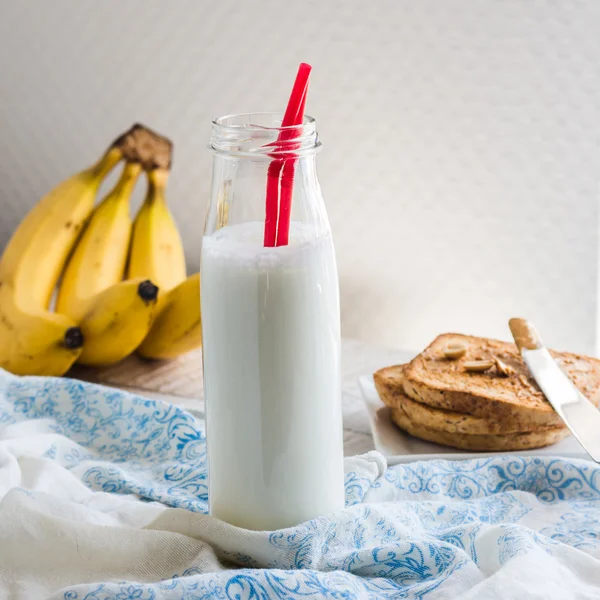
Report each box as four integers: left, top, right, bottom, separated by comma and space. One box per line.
358, 374, 588, 465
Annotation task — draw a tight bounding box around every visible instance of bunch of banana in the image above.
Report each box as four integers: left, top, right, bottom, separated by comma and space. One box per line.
55, 160, 160, 367
0, 141, 122, 375
0, 123, 203, 377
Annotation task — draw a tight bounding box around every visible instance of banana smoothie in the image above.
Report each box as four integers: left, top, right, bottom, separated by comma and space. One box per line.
200, 221, 345, 530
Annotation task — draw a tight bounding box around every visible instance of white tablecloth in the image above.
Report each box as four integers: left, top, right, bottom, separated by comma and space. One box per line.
2, 368, 600, 599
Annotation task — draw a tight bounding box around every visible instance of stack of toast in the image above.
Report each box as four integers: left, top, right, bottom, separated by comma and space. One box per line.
374, 333, 600, 451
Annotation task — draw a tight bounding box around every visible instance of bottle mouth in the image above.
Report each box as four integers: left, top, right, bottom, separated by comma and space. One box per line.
210, 112, 321, 157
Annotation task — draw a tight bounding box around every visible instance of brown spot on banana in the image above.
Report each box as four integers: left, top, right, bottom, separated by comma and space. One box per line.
0, 314, 14, 331
180, 319, 201, 339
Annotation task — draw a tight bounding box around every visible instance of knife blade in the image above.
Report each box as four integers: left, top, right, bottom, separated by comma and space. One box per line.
508, 318, 600, 463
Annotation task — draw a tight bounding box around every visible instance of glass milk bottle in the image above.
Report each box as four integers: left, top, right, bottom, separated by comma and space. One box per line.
200, 113, 345, 530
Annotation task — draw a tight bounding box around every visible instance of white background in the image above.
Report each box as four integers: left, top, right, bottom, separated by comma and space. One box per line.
1, 0, 600, 354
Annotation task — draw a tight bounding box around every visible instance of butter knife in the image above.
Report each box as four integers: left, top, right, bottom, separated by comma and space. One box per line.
508, 318, 600, 462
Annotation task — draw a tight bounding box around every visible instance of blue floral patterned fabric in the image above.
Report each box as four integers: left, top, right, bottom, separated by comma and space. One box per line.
0, 370, 600, 599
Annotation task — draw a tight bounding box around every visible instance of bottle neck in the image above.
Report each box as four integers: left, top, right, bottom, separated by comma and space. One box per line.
210, 112, 320, 160
206, 113, 328, 243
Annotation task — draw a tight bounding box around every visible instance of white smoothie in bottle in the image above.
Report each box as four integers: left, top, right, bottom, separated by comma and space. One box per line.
200, 221, 345, 530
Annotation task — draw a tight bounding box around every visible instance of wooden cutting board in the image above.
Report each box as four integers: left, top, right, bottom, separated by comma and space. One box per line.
70, 349, 204, 401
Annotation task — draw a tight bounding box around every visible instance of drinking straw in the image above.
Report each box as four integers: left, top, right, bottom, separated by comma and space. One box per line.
263, 63, 312, 247
276, 87, 308, 247
263, 163, 280, 247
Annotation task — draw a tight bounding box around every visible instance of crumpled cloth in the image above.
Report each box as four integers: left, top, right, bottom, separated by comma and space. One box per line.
0, 369, 599, 599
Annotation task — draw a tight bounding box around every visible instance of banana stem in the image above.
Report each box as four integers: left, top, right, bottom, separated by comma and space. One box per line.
146, 168, 170, 202
113, 162, 143, 196
148, 168, 169, 188
111, 124, 173, 171
86, 147, 123, 181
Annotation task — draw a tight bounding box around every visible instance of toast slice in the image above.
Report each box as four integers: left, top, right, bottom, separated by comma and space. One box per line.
374, 368, 559, 435
390, 405, 570, 451
401, 334, 600, 429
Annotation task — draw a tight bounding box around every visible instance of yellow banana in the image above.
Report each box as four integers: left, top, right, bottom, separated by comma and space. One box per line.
77, 278, 159, 366
138, 273, 201, 360
0, 282, 84, 376
56, 162, 142, 322
0, 124, 174, 377
127, 168, 186, 294
0, 147, 122, 312
0, 140, 123, 376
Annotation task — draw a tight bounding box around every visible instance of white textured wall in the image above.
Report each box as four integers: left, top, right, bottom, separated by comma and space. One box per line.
1, 0, 600, 354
